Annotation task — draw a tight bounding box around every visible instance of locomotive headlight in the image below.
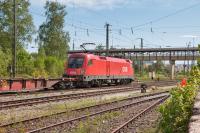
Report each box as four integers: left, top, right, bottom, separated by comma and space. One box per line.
81, 69, 85, 75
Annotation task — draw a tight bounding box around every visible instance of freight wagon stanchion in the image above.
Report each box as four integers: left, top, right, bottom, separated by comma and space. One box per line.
44, 79, 48, 90
8, 79, 12, 90
34, 79, 38, 89
22, 79, 26, 90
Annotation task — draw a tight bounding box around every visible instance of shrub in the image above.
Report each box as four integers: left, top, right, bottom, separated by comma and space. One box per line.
159, 66, 200, 133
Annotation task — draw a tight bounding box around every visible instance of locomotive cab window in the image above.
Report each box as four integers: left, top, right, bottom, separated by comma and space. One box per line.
68, 57, 84, 68
88, 59, 93, 66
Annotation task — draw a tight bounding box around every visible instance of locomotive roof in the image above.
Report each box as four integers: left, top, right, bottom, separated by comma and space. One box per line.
69, 53, 132, 63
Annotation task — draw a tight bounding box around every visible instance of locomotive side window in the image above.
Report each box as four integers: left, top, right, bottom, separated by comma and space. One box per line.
68, 57, 84, 68
88, 59, 93, 66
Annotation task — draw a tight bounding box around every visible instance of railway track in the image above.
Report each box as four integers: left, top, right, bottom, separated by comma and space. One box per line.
0, 91, 168, 128
111, 96, 168, 133
0, 87, 136, 110
0, 81, 176, 110
0, 80, 176, 97
28, 94, 168, 133
1, 91, 169, 133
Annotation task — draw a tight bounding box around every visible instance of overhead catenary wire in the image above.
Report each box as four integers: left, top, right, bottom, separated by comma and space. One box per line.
93, 1, 200, 31
30, 4, 200, 33
30, 10, 135, 47
27, 11, 198, 50
125, 1, 200, 29
29, 2, 200, 33
29, 1, 200, 49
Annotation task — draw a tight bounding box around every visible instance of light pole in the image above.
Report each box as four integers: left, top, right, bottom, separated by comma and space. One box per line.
12, 0, 17, 78
137, 38, 144, 77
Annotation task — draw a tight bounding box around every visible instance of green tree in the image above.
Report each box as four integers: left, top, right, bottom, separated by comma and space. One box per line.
37, 1, 70, 60
0, 0, 35, 51
16, 48, 34, 77
0, 48, 11, 77
153, 60, 166, 74
0, 0, 35, 77
44, 56, 64, 77
32, 47, 48, 78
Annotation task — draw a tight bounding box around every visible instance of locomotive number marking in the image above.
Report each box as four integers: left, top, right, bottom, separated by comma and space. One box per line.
122, 67, 128, 72
69, 71, 77, 75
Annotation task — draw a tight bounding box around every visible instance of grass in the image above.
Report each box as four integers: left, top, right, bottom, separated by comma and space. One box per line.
136, 115, 162, 133
136, 73, 187, 81
72, 111, 121, 133
138, 127, 161, 133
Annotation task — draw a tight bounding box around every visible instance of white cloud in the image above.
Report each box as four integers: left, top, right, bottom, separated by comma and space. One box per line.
30, 0, 131, 9
30, 0, 200, 10
65, 0, 129, 9
180, 35, 200, 38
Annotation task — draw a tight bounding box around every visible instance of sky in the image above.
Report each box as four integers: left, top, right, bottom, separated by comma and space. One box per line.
28, 0, 200, 52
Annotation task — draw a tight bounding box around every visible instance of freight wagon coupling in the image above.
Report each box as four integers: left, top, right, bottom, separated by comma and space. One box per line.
51, 78, 75, 90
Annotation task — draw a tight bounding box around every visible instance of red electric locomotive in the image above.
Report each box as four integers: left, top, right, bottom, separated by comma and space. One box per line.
53, 53, 134, 89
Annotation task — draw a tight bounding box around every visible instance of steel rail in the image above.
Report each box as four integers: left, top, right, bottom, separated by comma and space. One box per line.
27, 94, 169, 133
111, 95, 169, 133
0, 91, 168, 128
0, 87, 135, 110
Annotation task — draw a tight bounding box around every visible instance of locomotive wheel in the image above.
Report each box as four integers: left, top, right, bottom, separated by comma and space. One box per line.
115, 80, 120, 85
86, 81, 92, 88
97, 80, 102, 87
91, 80, 102, 87
87, 83, 92, 88
119, 80, 124, 85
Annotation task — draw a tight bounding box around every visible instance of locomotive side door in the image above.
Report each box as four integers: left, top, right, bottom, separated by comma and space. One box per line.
106, 61, 110, 77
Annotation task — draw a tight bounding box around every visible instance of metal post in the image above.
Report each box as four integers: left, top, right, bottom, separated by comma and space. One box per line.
187, 44, 190, 75
140, 38, 143, 49
139, 38, 143, 77
184, 50, 186, 76
73, 40, 75, 50
105, 23, 111, 57
13, 0, 16, 78
170, 60, 175, 80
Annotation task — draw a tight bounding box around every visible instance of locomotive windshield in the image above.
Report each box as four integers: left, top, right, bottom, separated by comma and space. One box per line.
68, 57, 84, 68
